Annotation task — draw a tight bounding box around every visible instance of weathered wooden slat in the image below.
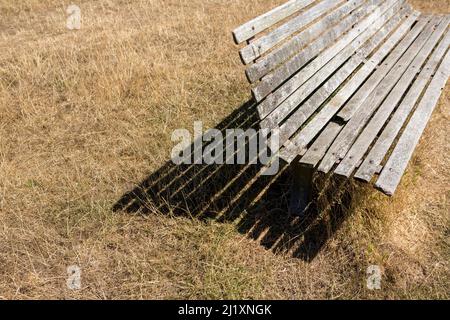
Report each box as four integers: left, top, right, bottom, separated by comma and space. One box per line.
232, 0, 316, 44
317, 16, 440, 173
246, 0, 367, 83
355, 28, 450, 182
253, 0, 392, 104
281, 11, 420, 158
297, 122, 344, 166
260, 0, 403, 130
276, 6, 409, 147
240, 0, 344, 65
375, 49, 450, 196
334, 17, 449, 177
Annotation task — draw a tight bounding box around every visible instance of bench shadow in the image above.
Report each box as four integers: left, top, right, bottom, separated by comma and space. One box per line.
113, 99, 357, 262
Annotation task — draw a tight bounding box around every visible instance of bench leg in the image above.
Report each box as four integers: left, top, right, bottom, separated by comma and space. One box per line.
289, 163, 313, 216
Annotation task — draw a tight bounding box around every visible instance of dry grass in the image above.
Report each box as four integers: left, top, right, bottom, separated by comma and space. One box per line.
0, 0, 449, 299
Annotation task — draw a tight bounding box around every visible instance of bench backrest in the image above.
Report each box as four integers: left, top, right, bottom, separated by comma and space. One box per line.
232, 0, 410, 123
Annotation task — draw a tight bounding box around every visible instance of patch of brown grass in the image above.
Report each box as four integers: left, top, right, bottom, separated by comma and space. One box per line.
0, 0, 449, 299
409, 0, 449, 13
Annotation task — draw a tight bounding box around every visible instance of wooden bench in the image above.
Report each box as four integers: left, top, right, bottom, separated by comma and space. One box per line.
232, 0, 449, 210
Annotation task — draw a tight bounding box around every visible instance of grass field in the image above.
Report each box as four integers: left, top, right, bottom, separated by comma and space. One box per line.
0, 0, 449, 299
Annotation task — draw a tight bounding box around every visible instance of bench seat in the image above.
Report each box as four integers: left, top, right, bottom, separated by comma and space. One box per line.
232, 0, 450, 196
